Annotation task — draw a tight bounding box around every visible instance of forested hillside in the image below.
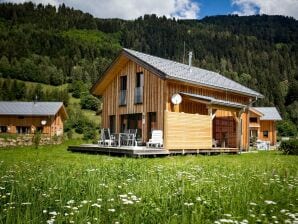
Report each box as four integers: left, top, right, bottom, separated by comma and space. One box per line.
0, 2, 297, 136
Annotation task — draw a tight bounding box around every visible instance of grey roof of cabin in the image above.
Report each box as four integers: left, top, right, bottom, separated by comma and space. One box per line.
124, 48, 263, 98
0, 102, 64, 116
180, 92, 245, 109
252, 107, 282, 120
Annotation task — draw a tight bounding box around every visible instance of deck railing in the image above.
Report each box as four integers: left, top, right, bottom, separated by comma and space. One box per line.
134, 87, 143, 104
119, 90, 127, 106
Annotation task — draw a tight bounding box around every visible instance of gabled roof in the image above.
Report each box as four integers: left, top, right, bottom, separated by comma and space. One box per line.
0, 102, 68, 119
123, 48, 263, 98
91, 48, 263, 98
252, 107, 282, 120
180, 92, 246, 109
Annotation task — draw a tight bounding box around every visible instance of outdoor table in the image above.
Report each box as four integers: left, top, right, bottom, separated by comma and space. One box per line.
117, 133, 133, 147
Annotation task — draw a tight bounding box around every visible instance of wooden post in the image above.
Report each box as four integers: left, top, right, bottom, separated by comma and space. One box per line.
173, 104, 180, 112
232, 110, 244, 152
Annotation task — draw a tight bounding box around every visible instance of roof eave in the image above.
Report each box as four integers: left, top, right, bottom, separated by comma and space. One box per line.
167, 76, 263, 99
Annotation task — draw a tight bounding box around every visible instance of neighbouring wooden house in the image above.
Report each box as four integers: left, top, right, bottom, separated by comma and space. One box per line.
91, 48, 276, 151
0, 102, 68, 136
249, 107, 282, 145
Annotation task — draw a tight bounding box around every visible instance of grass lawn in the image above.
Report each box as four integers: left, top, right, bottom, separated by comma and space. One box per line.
0, 142, 297, 224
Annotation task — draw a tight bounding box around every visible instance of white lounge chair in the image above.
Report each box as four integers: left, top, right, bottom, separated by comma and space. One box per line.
146, 130, 163, 148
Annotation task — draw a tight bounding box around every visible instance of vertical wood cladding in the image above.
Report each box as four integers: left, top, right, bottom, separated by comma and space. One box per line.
101, 60, 164, 142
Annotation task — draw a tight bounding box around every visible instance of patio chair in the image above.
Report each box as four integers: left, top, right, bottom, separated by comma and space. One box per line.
98, 128, 115, 146
128, 129, 138, 146
212, 139, 218, 147
146, 130, 163, 148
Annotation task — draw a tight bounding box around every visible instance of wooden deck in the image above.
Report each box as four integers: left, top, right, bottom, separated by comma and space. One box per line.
68, 144, 239, 157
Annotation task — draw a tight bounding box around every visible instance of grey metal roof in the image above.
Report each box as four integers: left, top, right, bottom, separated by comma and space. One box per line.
0, 102, 64, 116
180, 92, 246, 109
124, 48, 263, 98
252, 107, 282, 120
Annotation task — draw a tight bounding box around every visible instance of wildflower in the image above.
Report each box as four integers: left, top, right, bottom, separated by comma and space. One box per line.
67, 200, 75, 205
108, 208, 115, 212
91, 203, 101, 208
46, 220, 54, 224
224, 214, 232, 217
184, 202, 194, 207
21, 202, 32, 205
219, 219, 234, 223
119, 194, 127, 198
43, 209, 47, 214
81, 200, 88, 204
49, 211, 57, 216
72, 207, 78, 210
196, 196, 202, 202
249, 202, 257, 206
97, 198, 102, 202
123, 199, 134, 205
265, 200, 277, 205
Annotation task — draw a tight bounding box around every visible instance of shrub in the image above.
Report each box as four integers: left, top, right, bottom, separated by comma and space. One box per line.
32, 131, 42, 149
66, 130, 73, 140
83, 126, 97, 141
80, 93, 100, 111
279, 139, 298, 155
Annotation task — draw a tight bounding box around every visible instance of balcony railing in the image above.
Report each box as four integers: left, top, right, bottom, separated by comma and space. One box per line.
134, 87, 143, 104
119, 90, 127, 106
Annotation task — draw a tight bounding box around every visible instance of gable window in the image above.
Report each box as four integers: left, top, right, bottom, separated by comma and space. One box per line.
119, 76, 127, 106
249, 117, 258, 123
135, 72, 144, 104
263, 131, 269, 138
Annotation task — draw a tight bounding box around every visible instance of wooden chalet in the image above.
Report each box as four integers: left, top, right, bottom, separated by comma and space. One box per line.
0, 102, 68, 137
249, 107, 282, 146
91, 48, 268, 152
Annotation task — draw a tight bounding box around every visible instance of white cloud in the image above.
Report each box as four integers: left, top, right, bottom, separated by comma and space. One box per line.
0, 0, 200, 19
232, 0, 298, 19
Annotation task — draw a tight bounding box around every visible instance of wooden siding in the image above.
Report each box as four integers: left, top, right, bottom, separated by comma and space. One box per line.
97, 55, 254, 150
165, 81, 250, 150
0, 114, 64, 136
258, 120, 276, 145
248, 111, 278, 145
165, 81, 250, 112
164, 111, 212, 150
101, 60, 164, 142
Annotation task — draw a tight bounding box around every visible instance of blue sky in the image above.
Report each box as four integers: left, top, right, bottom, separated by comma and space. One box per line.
1, 0, 297, 20
196, 0, 238, 18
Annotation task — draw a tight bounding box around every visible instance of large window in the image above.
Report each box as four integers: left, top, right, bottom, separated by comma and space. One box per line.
119, 76, 127, 106
135, 72, 144, 104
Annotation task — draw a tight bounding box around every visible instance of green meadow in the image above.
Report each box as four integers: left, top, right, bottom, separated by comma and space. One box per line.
0, 142, 297, 224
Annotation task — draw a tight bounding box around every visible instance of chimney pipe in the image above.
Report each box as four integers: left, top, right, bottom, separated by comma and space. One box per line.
188, 51, 193, 70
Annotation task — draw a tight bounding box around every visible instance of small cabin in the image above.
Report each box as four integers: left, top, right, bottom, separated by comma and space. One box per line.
0, 102, 68, 136
249, 107, 282, 145
91, 48, 276, 151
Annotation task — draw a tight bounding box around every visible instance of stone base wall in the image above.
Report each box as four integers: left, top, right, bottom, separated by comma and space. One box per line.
0, 136, 62, 148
